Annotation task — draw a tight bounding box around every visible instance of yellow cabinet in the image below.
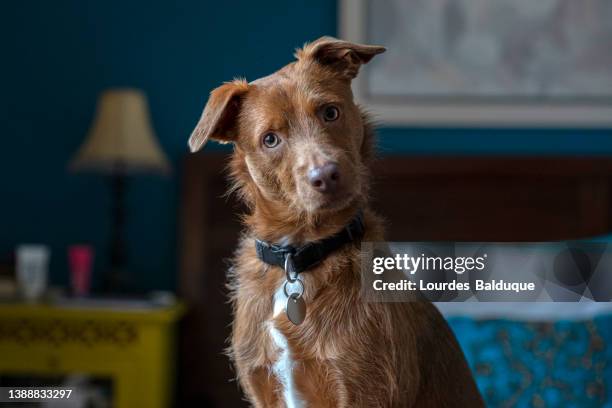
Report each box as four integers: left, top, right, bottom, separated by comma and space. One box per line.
0, 302, 184, 407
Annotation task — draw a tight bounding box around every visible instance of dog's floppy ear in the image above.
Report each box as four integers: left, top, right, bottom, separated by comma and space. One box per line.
297, 36, 386, 79
188, 79, 249, 153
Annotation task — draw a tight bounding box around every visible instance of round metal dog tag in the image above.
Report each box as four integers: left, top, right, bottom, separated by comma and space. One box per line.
286, 293, 306, 325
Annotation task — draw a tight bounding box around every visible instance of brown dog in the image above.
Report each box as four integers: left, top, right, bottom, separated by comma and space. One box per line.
189, 37, 484, 407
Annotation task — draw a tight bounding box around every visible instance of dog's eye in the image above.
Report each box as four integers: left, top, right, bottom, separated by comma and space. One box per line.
323, 105, 340, 122
262, 132, 280, 148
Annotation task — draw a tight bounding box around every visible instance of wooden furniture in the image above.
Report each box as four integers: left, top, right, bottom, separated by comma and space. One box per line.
0, 302, 184, 408
370, 157, 612, 241
178, 153, 612, 407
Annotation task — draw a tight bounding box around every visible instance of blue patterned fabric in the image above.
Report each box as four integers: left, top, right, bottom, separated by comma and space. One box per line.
448, 315, 612, 408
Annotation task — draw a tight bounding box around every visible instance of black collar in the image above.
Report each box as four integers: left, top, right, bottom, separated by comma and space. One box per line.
255, 211, 365, 274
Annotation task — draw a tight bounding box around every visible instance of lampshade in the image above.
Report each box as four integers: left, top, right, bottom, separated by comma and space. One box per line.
71, 89, 170, 174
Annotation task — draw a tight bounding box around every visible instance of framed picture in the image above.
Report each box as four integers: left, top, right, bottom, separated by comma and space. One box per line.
340, 0, 612, 126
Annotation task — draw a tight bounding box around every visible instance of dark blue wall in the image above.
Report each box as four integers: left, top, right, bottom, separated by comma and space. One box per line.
1, 1, 610, 292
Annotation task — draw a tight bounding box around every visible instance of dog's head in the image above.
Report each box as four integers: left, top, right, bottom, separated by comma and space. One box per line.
189, 37, 385, 217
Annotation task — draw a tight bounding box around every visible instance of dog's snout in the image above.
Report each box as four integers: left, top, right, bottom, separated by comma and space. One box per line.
308, 162, 340, 193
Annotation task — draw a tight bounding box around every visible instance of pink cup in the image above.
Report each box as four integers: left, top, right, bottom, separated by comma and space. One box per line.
68, 245, 93, 297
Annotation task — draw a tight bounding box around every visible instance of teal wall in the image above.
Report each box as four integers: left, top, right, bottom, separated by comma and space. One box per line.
1, 1, 610, 292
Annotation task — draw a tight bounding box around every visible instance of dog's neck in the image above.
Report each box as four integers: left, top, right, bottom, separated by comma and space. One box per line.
245, 199, 365, 246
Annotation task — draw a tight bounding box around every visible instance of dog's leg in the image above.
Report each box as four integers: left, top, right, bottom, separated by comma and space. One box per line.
292, 361, 348, 408
240, 366, 283, 408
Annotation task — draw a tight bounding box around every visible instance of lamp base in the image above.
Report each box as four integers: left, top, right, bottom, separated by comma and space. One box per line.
103, 173, 130, 294
101, 266, 134, 294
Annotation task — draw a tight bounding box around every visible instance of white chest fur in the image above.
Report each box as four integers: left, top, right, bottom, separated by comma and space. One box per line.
268, 283, 305, 408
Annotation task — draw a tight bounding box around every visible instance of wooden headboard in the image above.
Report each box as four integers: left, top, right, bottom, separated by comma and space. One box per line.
177, 153, 612, 407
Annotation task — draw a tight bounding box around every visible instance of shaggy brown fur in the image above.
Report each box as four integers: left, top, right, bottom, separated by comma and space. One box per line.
189, 37, 484, 407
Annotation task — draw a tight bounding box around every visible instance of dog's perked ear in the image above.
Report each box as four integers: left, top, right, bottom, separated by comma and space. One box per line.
188, 79, 249, 153
297, 36, 386, 79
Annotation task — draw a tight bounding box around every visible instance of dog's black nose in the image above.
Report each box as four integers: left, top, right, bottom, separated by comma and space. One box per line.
308, 162, 340, 193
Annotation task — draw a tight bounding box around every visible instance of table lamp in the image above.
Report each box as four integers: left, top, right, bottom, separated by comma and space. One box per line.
70, 89, 170, 293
